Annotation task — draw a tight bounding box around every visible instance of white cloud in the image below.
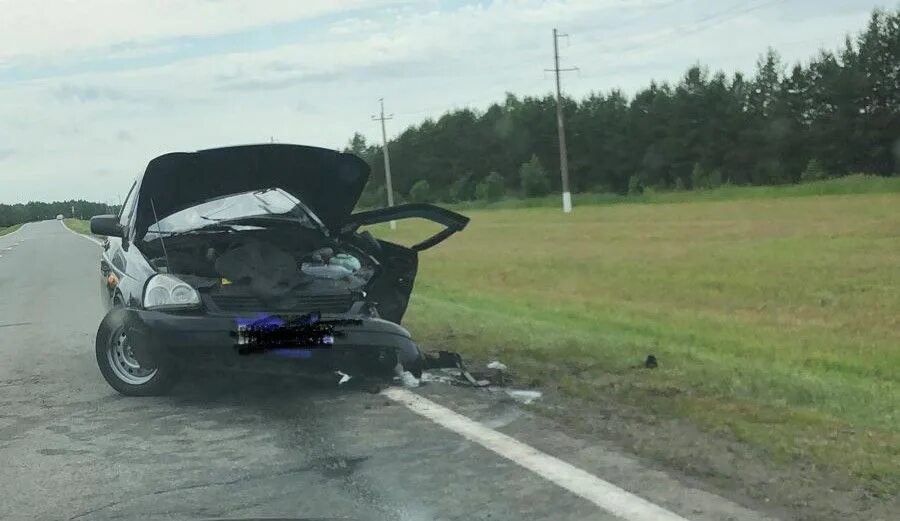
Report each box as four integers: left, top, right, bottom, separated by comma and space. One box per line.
0, 0, 890, 203
0, 0, 406, 63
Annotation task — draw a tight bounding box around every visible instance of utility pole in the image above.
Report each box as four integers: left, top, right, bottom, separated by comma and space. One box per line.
372, 98, 396, 230
546, 28, 578, 213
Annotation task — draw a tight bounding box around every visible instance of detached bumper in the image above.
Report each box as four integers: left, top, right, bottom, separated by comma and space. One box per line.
123, 309, 423, 377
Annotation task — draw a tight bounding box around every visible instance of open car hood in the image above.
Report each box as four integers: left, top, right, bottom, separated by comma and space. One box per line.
134, 144, 369, 239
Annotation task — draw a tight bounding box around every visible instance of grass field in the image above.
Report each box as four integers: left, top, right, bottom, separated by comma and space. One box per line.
63, 218, 93, 236
446, 173, 900, 211
0, 223, 22, 237
373, 178, 899, 493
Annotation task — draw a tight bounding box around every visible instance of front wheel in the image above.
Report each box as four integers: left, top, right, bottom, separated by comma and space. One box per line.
95, 310, 178, 396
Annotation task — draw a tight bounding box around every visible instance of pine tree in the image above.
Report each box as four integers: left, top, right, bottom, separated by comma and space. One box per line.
628, 175, 644, 195
519, 155, 551, 197
801, 158, 828, 182
409, 180, 431, 203
476, 172, 506, 201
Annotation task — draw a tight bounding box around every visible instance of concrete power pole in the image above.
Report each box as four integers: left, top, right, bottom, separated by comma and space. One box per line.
546, 28, 578, 213
372, 98, 397, 230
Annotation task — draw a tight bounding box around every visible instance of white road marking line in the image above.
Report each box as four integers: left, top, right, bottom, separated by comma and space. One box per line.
383, 388, 690, 521
59, 220, 104, 246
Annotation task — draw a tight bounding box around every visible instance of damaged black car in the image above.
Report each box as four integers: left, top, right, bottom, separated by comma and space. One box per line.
89, 144, 469, 396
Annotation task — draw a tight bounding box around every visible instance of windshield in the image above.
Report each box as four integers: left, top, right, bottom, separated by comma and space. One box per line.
146, 188, 320, 236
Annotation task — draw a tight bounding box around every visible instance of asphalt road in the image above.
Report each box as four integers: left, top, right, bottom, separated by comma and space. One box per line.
0, 220, 777, 521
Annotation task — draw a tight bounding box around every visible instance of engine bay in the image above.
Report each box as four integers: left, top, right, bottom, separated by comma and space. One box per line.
142, 228, 378, 309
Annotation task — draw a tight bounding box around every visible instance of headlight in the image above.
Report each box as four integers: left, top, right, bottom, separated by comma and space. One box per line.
143, 274, 201, 310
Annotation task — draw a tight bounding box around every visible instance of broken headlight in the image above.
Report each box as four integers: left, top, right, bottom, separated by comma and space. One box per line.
143, 274, 201, 310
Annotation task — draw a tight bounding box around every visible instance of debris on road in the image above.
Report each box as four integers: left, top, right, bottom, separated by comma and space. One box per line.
423, 350, 465, 370
335, 371, 352, 385
504, 389, 543, 404
461, 369, 491, 387
417, 356, 542, 405
420, 369, 461, 385
398, 371, 420, 388
486, 361, 507, 371
420, 367, 494, 387
422, 350, 491, 387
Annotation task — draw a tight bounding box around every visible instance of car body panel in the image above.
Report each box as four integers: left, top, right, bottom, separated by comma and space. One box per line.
133, 144, 368, 240
121, 309, 420, 377
99, 234, 156, 311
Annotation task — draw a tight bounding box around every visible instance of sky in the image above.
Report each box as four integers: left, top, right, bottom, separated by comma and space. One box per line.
0, 0, 890, 204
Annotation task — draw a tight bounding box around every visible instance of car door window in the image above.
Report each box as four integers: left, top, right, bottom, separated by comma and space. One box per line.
116, 182, 139, 244
344, 203, 469, 251
110, 182, 138, 249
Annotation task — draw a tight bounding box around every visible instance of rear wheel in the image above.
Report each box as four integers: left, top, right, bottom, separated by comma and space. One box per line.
96, 312, 178, 396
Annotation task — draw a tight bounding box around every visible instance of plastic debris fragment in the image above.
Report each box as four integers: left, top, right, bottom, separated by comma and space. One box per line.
420, 369, 460, 385
399, 371, 420, 388
505, 389, 542, 404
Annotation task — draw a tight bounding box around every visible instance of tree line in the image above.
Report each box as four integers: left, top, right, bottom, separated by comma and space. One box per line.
349, 7, 899, 205
3, 8, 897, 226
0, 201, 117, 228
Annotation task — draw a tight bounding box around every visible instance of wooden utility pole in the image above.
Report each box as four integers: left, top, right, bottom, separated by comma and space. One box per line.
546, 28, 578, 213
372, 98, 396, 230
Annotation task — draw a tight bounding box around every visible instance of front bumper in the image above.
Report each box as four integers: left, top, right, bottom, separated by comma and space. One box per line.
123, 309, 423, 377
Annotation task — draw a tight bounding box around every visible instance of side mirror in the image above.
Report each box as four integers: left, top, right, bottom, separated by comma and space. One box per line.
90, 215, 123, 237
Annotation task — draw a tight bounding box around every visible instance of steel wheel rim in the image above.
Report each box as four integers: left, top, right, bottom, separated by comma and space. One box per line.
107, 330, 157, 384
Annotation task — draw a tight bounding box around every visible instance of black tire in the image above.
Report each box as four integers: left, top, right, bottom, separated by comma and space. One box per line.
95, 309, 179, 396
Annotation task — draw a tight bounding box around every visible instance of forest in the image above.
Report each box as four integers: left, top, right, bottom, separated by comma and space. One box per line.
349, 7, 898, 206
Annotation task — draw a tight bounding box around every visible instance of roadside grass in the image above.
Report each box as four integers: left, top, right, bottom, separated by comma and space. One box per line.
0, 223, 22, 237
443, 174, 900, 211
63, 218, 96, 237
370, 182, 900, 493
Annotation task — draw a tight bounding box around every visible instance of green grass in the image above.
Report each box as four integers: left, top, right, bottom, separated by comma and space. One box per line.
370, 178, 899, 493
0, 223, 22, 237
63, 218, 94, 236
443, 174, 900, 211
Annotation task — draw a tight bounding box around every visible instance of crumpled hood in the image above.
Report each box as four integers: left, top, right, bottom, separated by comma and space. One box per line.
134, 144, 369, 239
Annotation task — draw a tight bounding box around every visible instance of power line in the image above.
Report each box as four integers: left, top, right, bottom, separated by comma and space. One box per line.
389, 2, 781, 118
592, 0, 784, 60
371, 98, 397, 230
546, 28, 579, 214
391, 76, 553, 118
365, 0, 785, 152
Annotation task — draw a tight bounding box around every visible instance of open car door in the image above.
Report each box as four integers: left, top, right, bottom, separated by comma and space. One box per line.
341, 204, 469, 324
341, 203, 469, 251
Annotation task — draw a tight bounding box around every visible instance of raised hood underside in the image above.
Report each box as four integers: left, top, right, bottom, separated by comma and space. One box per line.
134, 144, 370, 239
